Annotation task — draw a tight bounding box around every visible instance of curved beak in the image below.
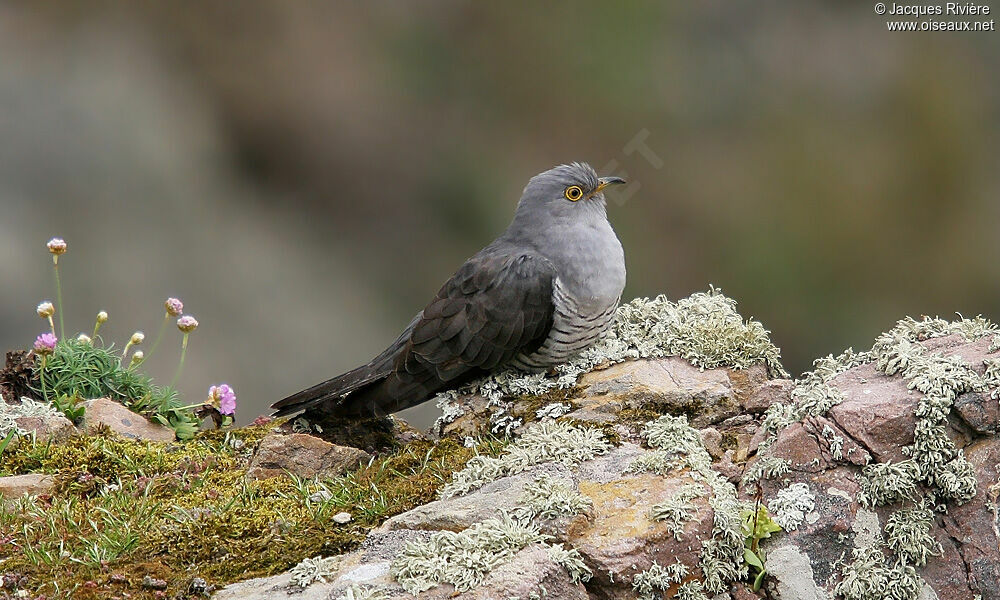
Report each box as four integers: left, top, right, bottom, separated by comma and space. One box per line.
596, 176, 627, 192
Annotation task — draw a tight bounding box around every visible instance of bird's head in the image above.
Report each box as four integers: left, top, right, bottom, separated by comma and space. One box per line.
515, 162, 626, 223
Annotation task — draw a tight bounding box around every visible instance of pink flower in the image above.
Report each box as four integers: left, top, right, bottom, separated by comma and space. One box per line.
165, 298, 184, 317
176, 315, 199, 333
46, 237, 67, 255
209, 384, 237, 415
34, 333, 58, 354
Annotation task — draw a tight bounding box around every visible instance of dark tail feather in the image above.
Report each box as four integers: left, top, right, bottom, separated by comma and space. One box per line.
271, 365, 386, 417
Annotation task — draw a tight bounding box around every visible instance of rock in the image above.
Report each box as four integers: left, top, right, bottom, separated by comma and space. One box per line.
12, 413, 76, 443
247, 433, 372, 480
575, 357, 741, 427
81, 398, 175, 442
566, 446, 715, 598
826, 362, 921, 462
745, 378, 794, 413
0, 473, 55, 498
332, 512, 352, 524
382, 463, 578, 535
953, 391, 998, 435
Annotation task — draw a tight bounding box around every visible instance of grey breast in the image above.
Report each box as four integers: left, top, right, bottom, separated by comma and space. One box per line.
510, 277, 620, 371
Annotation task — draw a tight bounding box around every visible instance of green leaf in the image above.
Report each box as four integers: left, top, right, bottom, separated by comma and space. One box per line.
753, 568, 766, 591
744, 548, 763, 570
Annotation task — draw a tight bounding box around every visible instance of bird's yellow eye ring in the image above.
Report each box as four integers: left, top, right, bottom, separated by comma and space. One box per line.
564, 186, 584, 202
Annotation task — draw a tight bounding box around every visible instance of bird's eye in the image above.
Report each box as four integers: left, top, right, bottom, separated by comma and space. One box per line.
564, 186, 584, 201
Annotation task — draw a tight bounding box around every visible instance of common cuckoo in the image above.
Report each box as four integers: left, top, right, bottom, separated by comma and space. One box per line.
272, 162, 627, 418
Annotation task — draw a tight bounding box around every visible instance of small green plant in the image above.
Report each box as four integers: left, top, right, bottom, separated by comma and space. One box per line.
740, 503, 782, 591
22, 237, 229, 440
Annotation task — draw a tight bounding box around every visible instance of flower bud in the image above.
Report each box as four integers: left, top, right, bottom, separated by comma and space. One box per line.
129, 351, 145, 367
165, 297, 184, 317
97, 311, 109, 324
46, 238, 67, 255
177, 315, 199, 333
130, 332, 145, 345
77, 333, 92, 344
37, 301, 55, 318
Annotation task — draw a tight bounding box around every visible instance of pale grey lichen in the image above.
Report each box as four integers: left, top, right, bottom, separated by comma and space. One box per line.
649, 482, 704, 539
440, 421, 611, 498
289, 555, 343, 589
0, 395, 65, 439
857, 460, 920, 507
767, 482, 816, 531
982, 357, 1000, 398
427, 289, 788, 409
391, 513, 564, 594
545, 543, 592, 583
511, 475, 592, 522
629, 415, 747, 595
333, 585, 388, 600
535, 402, 571, 420
884, 507, 942, 567
823, 424, 845, 461
674, 580, 709, 600
631, 560, 688, 600
742, 456, 791, 484
834, 543, 921, 600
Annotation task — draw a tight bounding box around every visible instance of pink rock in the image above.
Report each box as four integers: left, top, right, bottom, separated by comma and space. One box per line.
247, 433, 372, 480
0, 473, 55, 498
81, 398, 175, 442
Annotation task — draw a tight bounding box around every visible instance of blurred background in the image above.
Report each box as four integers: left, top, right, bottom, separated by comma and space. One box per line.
1, 1, 998, 429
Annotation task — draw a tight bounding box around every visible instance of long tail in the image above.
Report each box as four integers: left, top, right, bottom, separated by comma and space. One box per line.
271, 364, 388, 417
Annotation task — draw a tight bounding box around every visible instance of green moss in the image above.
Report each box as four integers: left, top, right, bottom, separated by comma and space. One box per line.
0, 424, 496, 599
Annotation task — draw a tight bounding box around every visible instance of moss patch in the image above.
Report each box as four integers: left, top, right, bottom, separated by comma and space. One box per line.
0, 425, 502, 599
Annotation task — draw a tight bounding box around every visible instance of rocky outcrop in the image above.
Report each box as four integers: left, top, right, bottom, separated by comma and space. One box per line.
213, 314, 1000, 600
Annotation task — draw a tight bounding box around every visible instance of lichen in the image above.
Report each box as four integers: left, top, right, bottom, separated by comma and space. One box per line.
649, 482, 703, 539
545, 543, 592, 583
511, 474, 592, 522
742, 456, 791, 484
535, 402, 571, 420
674, 580, 709, 600
631, 560, 688, 600
834, 543, 922, 600
857, 460, 920, 507
427, 289, 788, 409
390, 513, 572, 594
629, 415, 748, 595
332, 585, 388, 600
767, 482, 816, 531
884, 507, 942, 567
289, 555, 343, 588
440, 421, 611, 498
0, 394, 64, 438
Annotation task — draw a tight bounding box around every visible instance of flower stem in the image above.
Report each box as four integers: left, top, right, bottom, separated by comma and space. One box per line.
47, 316, 55, 337
53, 260, 65, 340
39, 355, 49, 403
170, 332, 189, 388
147, 314, 169, 360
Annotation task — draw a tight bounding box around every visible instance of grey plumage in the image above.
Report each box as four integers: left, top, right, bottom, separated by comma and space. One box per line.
272, 162, 627, 418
